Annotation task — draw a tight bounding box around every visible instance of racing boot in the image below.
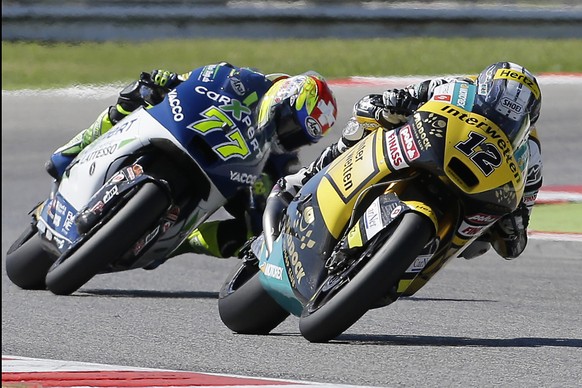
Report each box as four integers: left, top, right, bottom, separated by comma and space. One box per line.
170, 221, 226, 258
45, 78, 149, 180
169, 219, 252, 259
144, 222, 231, 270
45, 106, 119, 180
489, 204, 530, 260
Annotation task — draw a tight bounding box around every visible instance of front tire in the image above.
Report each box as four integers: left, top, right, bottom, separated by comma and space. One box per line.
218, 261, 290, 334
299, 212, 434, 343
6, 222, 54, 290
46, 182, 169, 296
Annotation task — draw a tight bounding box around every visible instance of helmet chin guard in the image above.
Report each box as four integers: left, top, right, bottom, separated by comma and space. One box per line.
257, 72, 338, 151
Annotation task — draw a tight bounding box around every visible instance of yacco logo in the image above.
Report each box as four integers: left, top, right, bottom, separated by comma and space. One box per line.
495, 69, 541, 99
230, 170, 257, 184
167, 89, 184, 122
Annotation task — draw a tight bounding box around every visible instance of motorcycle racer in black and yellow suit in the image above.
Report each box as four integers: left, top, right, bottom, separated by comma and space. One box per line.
275, 61, 543, 261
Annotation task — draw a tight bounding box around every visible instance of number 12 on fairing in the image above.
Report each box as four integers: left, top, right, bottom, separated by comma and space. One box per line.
454, 131, 503, 176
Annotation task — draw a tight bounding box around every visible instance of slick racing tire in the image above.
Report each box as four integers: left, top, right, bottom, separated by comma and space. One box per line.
299, 212, 434, 343
6, 222, 54, 290
218, 261, 290, 334
46, 183, 169, 296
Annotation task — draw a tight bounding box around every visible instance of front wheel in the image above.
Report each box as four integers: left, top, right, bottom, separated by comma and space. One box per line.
218, 260, 290, 334
46, 182, 169, 296
299, 212, 434, 343
6, 222, 54, 290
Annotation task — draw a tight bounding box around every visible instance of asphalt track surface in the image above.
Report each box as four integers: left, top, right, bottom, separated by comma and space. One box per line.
2, 79, 582, 387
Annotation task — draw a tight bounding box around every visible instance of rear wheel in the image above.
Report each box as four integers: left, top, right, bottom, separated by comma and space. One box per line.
46, 183, 169, 295
299, 212, 434, 343
218, 260, 290, 334
6, 222, 54, 290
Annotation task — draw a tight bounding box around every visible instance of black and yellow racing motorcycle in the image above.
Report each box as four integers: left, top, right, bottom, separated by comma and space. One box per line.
218, 82, 530, 343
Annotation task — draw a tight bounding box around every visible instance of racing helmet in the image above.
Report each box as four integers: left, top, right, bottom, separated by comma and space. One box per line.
257, 72, 338, 151
473, 62, 542, 148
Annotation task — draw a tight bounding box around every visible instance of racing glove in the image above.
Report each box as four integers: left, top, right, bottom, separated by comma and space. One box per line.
381, 89, 421, 125
151, 69, 181, 89
110, 70, 182, 123
274, 169, 310, 202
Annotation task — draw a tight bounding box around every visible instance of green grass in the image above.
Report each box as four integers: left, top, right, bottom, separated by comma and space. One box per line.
3, 38, 582, 90
530, 203, 582, 233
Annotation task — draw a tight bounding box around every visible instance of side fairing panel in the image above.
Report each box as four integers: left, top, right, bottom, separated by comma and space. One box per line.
313, 129, 392, 239
58, 110, 162, 209
146, 65, 272, 199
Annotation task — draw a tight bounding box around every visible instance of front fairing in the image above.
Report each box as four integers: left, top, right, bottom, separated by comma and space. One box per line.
147, 65, 273, 199
36, 193, 78, 253
411, 83, 528, 213
256, 176, 340, 315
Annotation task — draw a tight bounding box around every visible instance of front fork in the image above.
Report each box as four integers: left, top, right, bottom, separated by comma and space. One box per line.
332, 189, 445, 300
341, 191, 439, 253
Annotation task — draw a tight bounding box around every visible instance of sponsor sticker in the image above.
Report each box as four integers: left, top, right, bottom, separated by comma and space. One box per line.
399, 125, 420, 161
451, 82, 475, 111
405, 255, 431, 273
458, 220, 486, 238
385, 131, 409, 170
263, 263, 284, 280
434, 94, 452, 102
364, 198, 383, 239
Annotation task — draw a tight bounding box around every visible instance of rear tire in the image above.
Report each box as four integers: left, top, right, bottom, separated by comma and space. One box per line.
6, 222, 53, 290
46, 183, 169, 295
218, 261, 290, 334
299, 212, 434, 343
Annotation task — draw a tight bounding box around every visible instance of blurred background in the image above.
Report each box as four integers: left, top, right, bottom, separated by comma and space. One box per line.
3, 0, 582, 41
